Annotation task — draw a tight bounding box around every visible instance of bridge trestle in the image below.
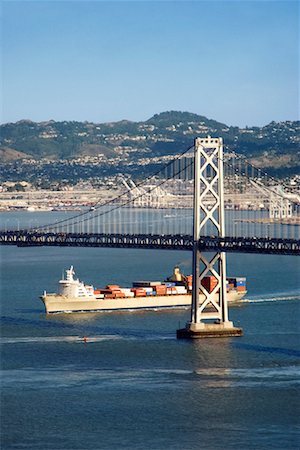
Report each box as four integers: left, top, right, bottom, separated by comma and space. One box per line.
177, 136, 242, 339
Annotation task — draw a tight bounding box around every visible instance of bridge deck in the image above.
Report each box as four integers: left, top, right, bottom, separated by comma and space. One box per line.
0, 231, 299, 255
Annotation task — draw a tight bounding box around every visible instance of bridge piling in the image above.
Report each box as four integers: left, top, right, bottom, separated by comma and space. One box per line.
177, 136, 243, 339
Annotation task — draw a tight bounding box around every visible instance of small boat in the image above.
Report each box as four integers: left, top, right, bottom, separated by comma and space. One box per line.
40, 266, 247, 314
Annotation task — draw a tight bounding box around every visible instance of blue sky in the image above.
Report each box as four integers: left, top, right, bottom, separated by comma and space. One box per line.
2, 0, 299, 126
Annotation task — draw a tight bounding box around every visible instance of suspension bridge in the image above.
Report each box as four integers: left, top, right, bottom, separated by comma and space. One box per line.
1, 138, 299, 254
1, 137, 299, 337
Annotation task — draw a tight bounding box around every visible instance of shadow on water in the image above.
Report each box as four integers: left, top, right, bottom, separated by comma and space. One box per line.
233, 342, 300, 358
1, 314, 174, 341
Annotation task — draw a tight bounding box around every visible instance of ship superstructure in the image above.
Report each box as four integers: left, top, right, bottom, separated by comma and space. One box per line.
58, 266, 95, 298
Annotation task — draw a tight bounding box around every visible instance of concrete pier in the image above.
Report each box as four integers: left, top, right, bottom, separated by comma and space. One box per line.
177, 321, 243, 339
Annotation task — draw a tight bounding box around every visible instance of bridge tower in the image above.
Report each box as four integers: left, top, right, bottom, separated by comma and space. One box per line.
177, 137, 243, 338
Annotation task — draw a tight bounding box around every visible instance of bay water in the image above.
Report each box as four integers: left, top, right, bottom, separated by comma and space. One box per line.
1, 212, 300, 449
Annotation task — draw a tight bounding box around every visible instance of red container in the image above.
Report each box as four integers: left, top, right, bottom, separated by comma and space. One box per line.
106, 284, 120, 290
201, 276, 218, 293
155, 285, 167, 295
131, 288, 146, 297
236, 286, 246, 292
100, 289, 112, 294
114, 292, 125, 298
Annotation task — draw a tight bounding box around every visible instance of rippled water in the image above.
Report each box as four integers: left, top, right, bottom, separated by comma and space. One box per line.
1, 215, 300, 449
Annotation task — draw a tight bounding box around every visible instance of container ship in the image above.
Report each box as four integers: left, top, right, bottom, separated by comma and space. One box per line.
40, 266, 247, 314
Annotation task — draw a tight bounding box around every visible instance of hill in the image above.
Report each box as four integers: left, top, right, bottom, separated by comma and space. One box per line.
0, 147, 32, 162
1, 111, 299, 176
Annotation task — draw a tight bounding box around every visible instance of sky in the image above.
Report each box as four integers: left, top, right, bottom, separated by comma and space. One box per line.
1, 0, 299, 127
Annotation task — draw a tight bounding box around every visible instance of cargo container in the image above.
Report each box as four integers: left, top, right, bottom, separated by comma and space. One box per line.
164, 282, 176, 288
155, 285, 167, 295
201, 276, 218, 293
143, 287, 154, 293
132, 281, 161, 287
131, 288, 147, 297
236, 286, 246, 292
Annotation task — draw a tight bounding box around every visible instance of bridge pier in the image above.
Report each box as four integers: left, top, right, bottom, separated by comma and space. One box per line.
177, 136, 243, 339
177, 322, 242, 339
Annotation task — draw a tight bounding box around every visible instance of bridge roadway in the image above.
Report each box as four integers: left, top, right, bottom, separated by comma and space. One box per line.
0, 230, 299, 255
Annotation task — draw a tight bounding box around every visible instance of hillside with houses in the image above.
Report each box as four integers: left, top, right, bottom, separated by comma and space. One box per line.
1, 112, 299, 186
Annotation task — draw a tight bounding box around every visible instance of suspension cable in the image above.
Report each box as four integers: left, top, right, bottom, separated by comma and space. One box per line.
34, 144, 195, 231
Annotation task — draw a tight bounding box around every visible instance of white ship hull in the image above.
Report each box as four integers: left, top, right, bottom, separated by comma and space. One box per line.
40, 291, 246, 314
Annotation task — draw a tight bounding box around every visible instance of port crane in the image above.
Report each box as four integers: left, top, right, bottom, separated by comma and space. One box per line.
120, 176, 146, 207
249, 179, 298, 219
119, 176, 169, 208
